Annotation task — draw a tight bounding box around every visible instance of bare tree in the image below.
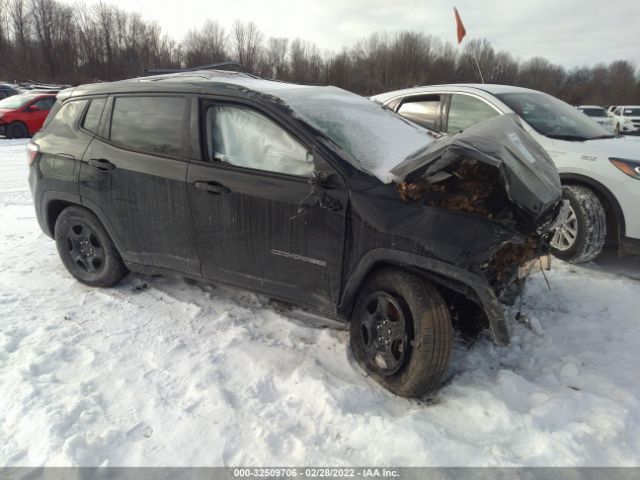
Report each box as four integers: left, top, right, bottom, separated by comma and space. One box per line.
231, 20, 263, 74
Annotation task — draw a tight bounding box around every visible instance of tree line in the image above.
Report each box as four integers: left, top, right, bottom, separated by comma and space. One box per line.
1, 0, 639, 105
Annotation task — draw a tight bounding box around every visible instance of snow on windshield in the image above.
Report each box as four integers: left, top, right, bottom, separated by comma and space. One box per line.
263, 85, 435, 183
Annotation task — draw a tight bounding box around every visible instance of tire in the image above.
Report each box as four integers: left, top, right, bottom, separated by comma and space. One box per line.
54, 206, 128, 287
349, 268, 453, 397
7, 122, 28, 139
550, 185, 606, 263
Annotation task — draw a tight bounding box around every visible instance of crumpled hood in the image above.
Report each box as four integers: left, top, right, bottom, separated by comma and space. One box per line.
390, 114, 562, 221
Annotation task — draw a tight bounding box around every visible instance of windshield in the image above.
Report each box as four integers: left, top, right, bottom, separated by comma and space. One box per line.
0, 94, 32, 110
496, 92, 612, 140
623, 108, 640, 116
579, 108, 606, 118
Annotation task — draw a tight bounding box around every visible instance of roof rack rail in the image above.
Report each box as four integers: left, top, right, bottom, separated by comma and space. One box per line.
142, 61, 254, 76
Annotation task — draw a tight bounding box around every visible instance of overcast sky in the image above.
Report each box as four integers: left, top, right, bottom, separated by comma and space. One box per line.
82, 0, 639, 68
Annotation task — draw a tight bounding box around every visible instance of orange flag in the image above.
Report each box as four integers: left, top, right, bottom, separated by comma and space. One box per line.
454, 7, 467, 44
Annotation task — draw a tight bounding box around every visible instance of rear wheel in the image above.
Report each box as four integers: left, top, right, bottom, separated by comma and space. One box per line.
550, 185, 606, 263
54, 206, 128, 287
7, 122, 28, 139
350, 268, 453, 397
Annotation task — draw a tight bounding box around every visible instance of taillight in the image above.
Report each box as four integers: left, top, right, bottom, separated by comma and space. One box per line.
27, 142, 39, 166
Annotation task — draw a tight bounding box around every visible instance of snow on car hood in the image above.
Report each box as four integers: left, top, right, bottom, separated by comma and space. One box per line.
391, 114, 562, 219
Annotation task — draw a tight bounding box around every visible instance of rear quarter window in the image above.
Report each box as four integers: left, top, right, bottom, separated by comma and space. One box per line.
109, 96, 186, 156
82, 98, 107, 134
42, 100, 88, 136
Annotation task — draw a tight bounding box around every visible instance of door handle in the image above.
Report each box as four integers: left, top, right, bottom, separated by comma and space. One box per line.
193, 181, 231, 195
86, 158, 116, 171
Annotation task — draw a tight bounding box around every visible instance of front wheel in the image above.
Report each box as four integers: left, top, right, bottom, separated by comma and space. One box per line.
7, 122, 28, 139
54, 206, 128, 287
350, 268, 453, 397
550, 185, 606, 263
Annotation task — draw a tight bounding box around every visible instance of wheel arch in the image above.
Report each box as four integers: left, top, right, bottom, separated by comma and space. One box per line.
559, 173, 626, 245
339, 249, 509, 345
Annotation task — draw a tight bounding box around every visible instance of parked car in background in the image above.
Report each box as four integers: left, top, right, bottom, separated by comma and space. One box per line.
577, 105, 614, 132
610, 106, 640, 134
0, 92, 56, 138
28, 71, 565, 397
373, 84, 640, 262
0, 83, 18, 100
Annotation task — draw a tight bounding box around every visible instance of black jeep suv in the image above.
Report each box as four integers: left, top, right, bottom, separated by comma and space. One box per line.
29, 70, 564, 397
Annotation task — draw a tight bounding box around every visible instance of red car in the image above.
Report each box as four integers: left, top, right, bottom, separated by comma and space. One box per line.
0, 93, 57, 138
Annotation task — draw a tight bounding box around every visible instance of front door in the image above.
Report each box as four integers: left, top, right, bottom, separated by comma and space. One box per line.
187, 101, 347, 309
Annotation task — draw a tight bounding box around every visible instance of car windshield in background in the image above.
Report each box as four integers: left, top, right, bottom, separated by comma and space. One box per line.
580, 108, 606, 117
623, 108, 640, 116
0, 94, 32, 110
496, 92, 612, 141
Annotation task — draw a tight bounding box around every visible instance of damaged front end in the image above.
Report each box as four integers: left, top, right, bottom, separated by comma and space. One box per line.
391, 114, 564, 293
383, 114, 566, 342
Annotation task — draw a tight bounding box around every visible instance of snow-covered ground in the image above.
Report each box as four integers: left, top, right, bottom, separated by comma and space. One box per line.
1, 139, 639, 467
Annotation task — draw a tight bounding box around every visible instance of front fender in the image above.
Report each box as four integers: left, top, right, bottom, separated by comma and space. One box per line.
339, 248, 510, 345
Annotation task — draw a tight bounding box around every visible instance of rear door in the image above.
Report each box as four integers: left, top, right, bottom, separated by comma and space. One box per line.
187, 99, 347, 309
79, 94, 199, 275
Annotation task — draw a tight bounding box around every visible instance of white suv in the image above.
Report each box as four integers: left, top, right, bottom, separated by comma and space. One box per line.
373, 84, 640, 263
610, 105, 640, 134
577, 105, 614, 132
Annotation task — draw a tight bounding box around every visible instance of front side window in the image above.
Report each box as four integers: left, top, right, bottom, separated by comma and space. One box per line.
205, 105, 313, 177
447, 94, 499, 133
397, 96, 441, 130
623, 108, 640, 116
110, 96, 185, 156
32, 97, 55, 110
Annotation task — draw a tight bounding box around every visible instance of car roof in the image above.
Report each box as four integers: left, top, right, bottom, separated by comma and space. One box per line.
65, 70, 314, 97
619, 105, 640, 108
62, 70, 436, 184
577, 105, 604, 109
371, 83, 544, 103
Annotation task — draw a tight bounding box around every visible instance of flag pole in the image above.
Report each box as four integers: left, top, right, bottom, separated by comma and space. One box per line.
454, 7, 485, 84
470, 45, 486, 84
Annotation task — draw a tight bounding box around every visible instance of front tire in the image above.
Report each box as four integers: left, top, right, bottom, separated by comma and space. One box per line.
54, 206, 128, 287
550, 185, 606, 263
350, 268, 453, 397
7, 122, 28, 139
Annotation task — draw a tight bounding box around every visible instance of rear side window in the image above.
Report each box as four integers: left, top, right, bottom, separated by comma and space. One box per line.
43, 100, 88, 136
109, 96, 186, 156
397, 96, 441, 130
446, 94, 499, 133
82, 98, 106, 134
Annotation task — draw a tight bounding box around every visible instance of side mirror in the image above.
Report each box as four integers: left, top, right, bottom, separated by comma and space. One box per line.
313, 171, 342, 190
26, 105, 40, 112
